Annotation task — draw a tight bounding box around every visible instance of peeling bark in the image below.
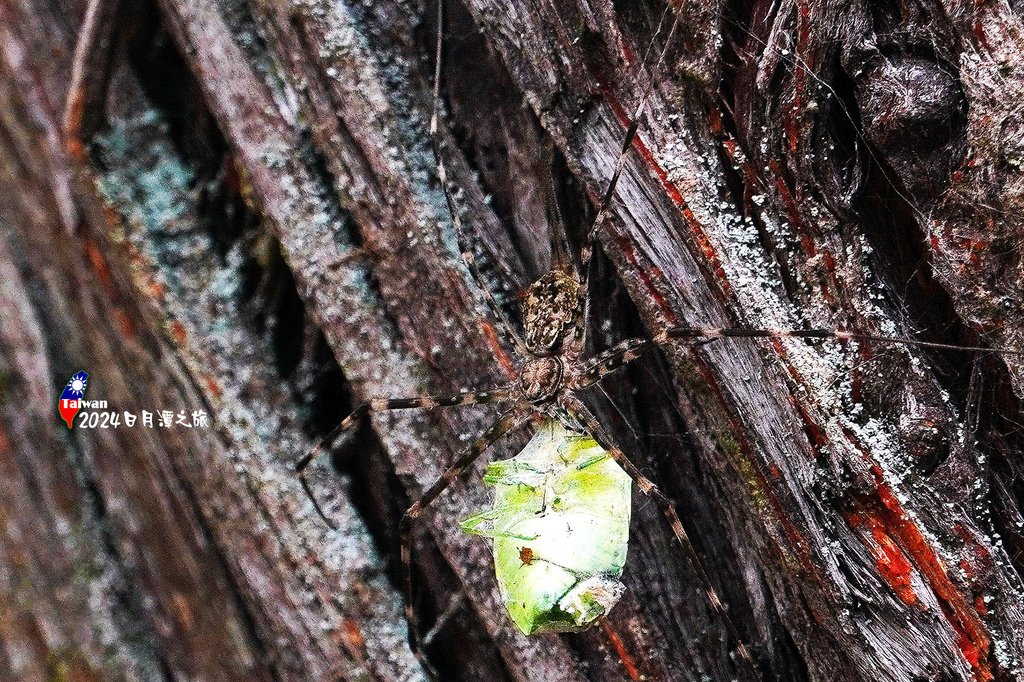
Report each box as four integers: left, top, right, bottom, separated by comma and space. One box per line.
0, 0, 1022, 680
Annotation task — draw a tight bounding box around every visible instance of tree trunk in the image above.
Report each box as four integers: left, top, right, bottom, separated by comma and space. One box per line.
1, 0, 1022, 680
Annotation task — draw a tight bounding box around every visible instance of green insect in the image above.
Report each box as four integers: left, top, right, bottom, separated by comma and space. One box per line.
460, 419, 631, 635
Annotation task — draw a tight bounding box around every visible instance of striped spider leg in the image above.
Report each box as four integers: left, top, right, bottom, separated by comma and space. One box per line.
294, 386, 515, 528
569, 4, 685, 357
577, 1, 684, 309
427, 0, 528, 358
572, 327, 1024, 394
397, 405, 532, 677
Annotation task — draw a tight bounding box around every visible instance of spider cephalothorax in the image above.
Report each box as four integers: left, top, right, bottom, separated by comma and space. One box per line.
521, 270, 582, 356
519, 356, 564, 404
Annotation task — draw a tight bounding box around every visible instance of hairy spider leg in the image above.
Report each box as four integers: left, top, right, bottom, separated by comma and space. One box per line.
542, 141, 574, 272
571, 326, 1024, 392
422, 592, 467, 649
429, 0, 528, 357
576, 2, 687, 349
664, 327, 1024, 356
557, 393, 761, 681
294, 387, 514, 528
399, 406, 532, 678
572, 336, 657, 390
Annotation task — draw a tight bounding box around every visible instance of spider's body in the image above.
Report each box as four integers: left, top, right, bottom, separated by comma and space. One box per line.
521, 270, 583, 357
451, 272, 634, 635
517, 272, 579, 403
518, 356, 565, 405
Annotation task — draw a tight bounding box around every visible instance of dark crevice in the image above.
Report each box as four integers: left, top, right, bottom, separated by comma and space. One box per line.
291, 125, 365, 255
125, 3, 225, 184
545, 146, 591, 277
608, 0, 662, 45
868, 0, 904, 32
122, 2, 248, 264
62, 438, 173, 681
981, 361, 1024, 581
854, 150, 989, 405
420, 0, 540, 287
814, 59, 866, 215
235, 232, 309, 378
271, 265, 306, 379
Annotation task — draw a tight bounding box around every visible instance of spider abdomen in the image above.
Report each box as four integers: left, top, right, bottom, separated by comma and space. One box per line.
461, 419, 632, 635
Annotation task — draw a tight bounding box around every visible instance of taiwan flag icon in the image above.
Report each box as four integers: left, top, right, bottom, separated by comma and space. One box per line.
58, 371, 88, 428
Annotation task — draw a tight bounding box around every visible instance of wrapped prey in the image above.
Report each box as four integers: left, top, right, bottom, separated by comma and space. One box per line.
461, 419, 632, 634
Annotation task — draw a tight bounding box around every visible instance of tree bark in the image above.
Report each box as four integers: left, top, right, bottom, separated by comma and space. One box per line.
1, 0, 1022, 680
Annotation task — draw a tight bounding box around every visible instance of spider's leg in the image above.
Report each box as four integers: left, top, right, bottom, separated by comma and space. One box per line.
569, 326, 886, 393
399, 406, 531, 678
574, 332, 737, 390
575, 326, 1024, 395
558, 393, 761, 681
64, 0, 125, 160
572, 337, 656, 390
666, 327, 1024, 356
429, 0, 528, 356
570, 326, 851, 392
544, 140, 572, 271
421, 592, 466, 649
576, 1, 686, 347
294, 386, 514, 528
